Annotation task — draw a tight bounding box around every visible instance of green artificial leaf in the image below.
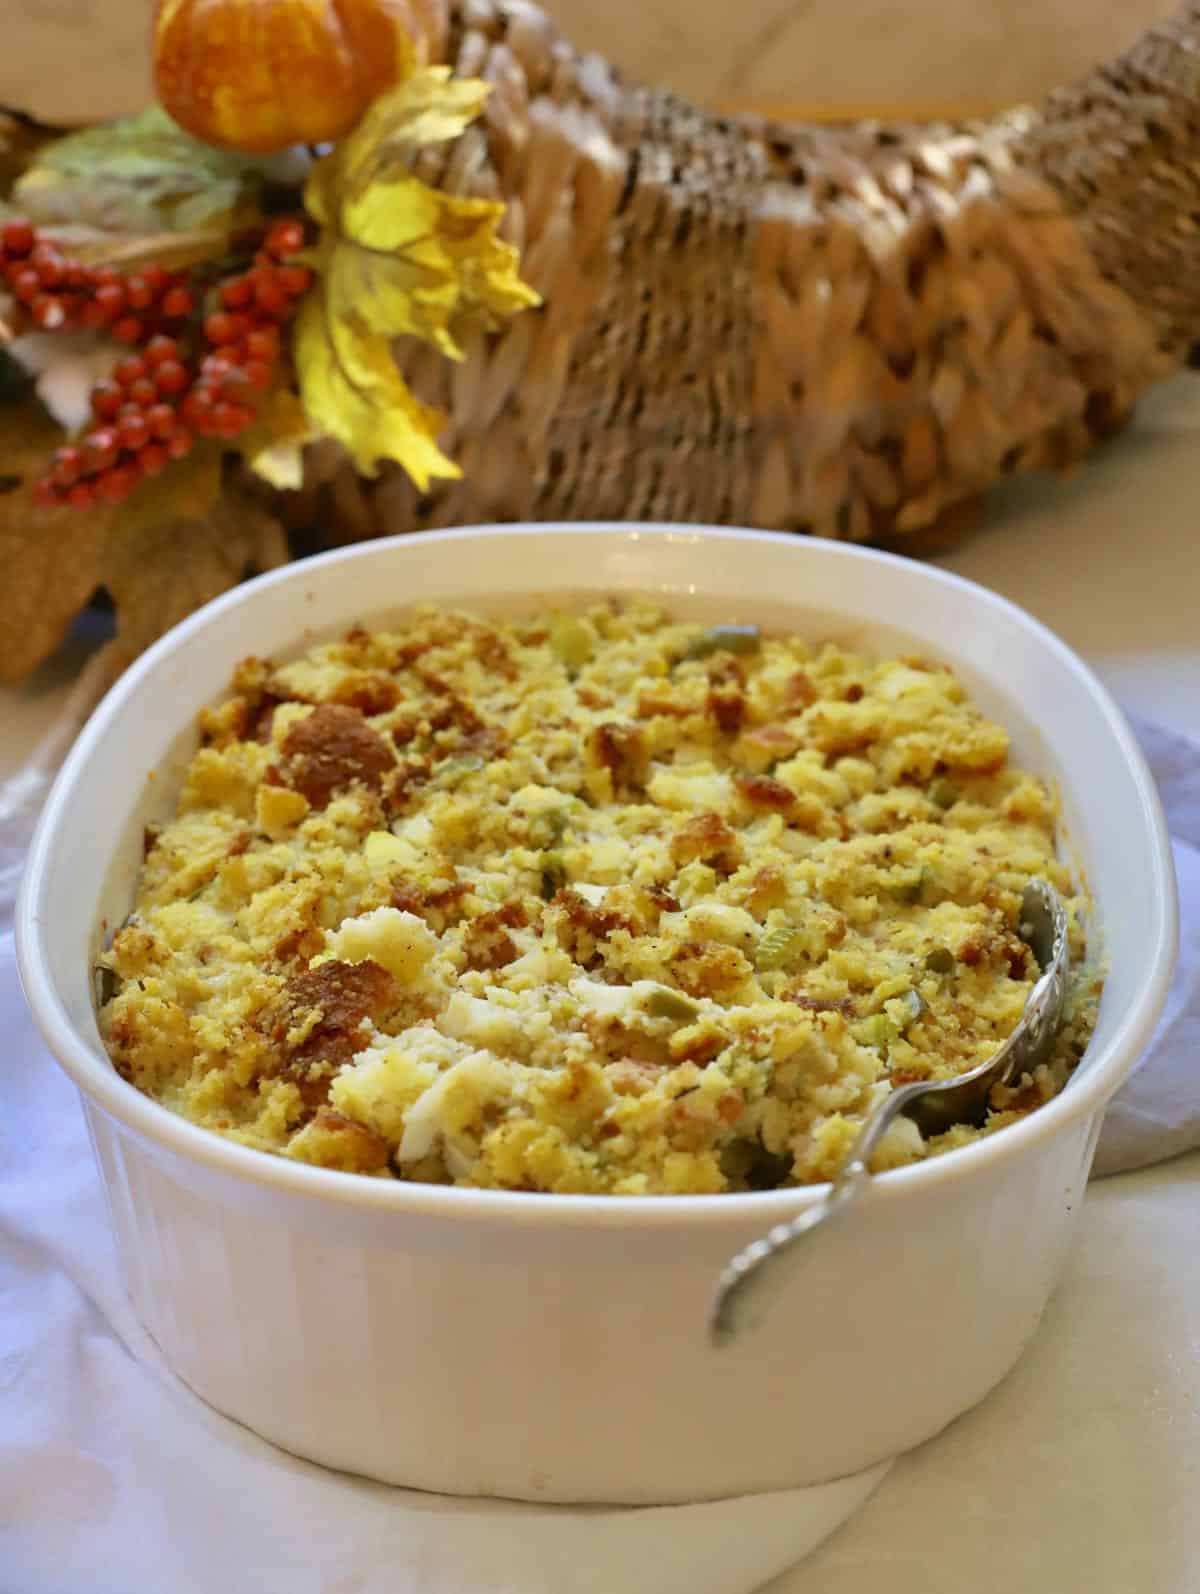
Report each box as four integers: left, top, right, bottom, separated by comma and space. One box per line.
11, 106, 270, 243
296, 67, 540, 490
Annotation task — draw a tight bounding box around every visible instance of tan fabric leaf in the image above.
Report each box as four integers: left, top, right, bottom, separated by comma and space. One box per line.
0, 402, 115, 685
0, 399, 289, 683
103, 489, 289, 664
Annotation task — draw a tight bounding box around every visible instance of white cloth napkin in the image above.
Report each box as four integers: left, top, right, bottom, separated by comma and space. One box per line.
1092, 717, 1200, 1176
1, 700, 1197, 1594
0, 965, 887, 1594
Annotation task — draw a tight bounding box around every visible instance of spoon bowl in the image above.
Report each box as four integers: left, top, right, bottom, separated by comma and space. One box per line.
709, 878, 1071, 1348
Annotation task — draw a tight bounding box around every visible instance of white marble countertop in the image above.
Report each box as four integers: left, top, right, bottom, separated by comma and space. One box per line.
3, 373, 1198, 1592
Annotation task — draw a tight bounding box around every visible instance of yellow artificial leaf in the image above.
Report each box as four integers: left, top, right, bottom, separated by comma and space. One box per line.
296, 67, 540, 489
237, 388, 319, 490
313, 72, 494, 203
295, 294, 460, 487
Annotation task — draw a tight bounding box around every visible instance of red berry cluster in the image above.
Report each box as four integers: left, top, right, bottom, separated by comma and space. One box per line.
35, 337, 195, 508
2, 217, 195, 343
181, 219, 311, 444
12, 218, 314, 510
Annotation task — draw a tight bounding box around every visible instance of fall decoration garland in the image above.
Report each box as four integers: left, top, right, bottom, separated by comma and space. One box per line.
0, 54, 538, 682
1, 68, 536, 509
2, 0, 1200, 685
11, 216, 313, 509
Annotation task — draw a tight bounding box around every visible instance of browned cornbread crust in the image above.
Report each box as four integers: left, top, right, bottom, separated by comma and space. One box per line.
99, 599, 1099, 1192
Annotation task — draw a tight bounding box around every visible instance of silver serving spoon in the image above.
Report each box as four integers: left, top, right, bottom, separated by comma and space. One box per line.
709, 878, 1070, 1348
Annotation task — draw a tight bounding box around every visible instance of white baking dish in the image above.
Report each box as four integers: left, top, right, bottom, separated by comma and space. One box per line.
16, 525, 1177, 1506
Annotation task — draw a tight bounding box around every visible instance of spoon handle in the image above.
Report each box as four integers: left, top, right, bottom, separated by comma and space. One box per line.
708, 1080, 931, 1347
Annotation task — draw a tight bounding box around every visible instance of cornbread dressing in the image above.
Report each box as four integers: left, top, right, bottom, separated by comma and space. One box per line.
99, 600, 1100, 1193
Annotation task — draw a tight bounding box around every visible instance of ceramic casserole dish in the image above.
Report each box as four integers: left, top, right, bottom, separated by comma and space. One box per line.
16, 524, 1177, 1505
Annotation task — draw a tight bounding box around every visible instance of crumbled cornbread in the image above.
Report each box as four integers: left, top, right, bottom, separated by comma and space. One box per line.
99, 599, 1100, 1192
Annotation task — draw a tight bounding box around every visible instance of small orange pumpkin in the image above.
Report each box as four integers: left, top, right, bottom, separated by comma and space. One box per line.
152, 0, 449, 153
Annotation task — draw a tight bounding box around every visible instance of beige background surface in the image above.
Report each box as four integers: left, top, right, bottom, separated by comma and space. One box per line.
1, 0, 1180, 125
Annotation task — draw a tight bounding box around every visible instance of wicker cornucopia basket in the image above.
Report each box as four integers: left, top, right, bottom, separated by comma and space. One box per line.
1, 0, 1198, 683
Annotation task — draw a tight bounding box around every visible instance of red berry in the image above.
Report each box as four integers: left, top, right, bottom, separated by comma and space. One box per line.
93, 281, 126, 319
129, 377, 159, 409
30, 244, 64, 287
139, 443, 168, 476
220, 275, 253, 309
52, 447, 82, 487
214, 400, 252, 436
145, 335, 179, 367
114, 355, 147, 387
204, 311, 243, 346
33, 479, 60, 509
245, 326, 280, 360
180, 390, 214, 428
2, 218, 35, 258
155, 359, 190, 396
91, 382, 124, 421
167, 429, 193, 459
12, 268, 40, 303
64, 262, 88, 291
67, 482, 95, 510
266, 218, 307, 258
200, 357, 234, 387
118, 412, 150, 451
146, 402, 177, 440
217, 366, 251, 398
251, 270, 288, 317
277, 264, 313, 298
81, 300, 110, 330
140, 263, 170, 296
112, 316, 144, 344
196, 398, 228, 436
243, 359, 273, 391
161, 285, 194, 319
82, 428, 118, 472
125, 274, 155, 311
97, 465, 138, 504
32, 294, 68, 330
